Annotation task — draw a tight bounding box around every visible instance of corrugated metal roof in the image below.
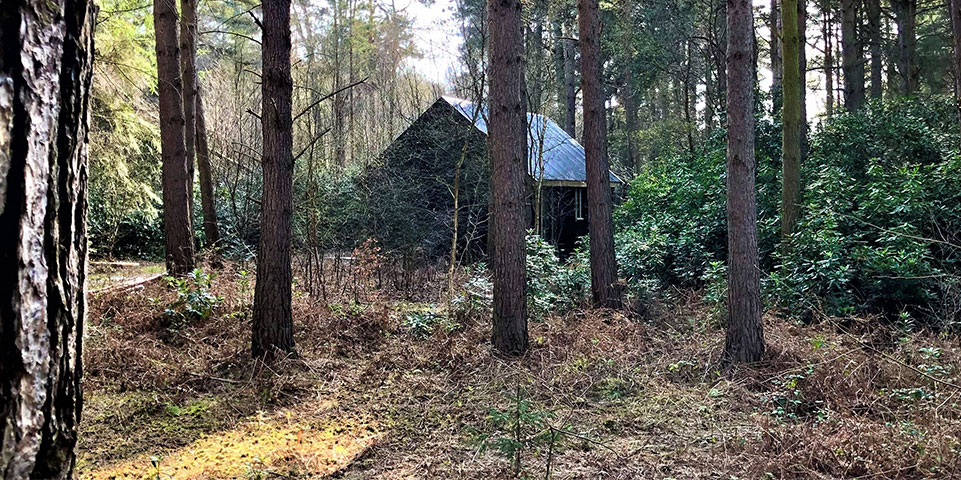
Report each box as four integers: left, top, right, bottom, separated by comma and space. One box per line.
441, 96, 622, 184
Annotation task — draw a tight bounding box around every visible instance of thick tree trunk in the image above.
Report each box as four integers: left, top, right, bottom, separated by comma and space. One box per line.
842, 0, 865, 110
579, 0, 620, 309
771, 0, 783, 114
195, 88, 221, 247
891, 0, 918, 95
154, 0, 195, 275
823, 1, 835, 117
867, 0, 883, 98
782, 0, 802, 240
252, 0, 296, 357
488, 0, 529, 356
951, 0, 961, 140
723, 0, 764, 365
180, 0, 198, 230
0, 0, 94, 476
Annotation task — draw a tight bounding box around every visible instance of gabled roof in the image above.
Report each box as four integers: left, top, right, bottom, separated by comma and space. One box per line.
440, 96, 622, 185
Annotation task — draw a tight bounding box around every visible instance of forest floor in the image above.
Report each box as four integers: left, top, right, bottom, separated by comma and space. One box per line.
78, 260, 961, 479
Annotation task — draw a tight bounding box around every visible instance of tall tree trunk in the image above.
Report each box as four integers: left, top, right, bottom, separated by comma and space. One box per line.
488, 0, 529, 355
553, 20, 567, 125
782, 0, 802, 240
723, 0, 764, 365
154, 0, 195, 275
332, 0, 347, 167
252, 0, 296, 357
842, 0, 865, 110
622, 73, 640, 173
823, 1, 835, 118
771, 0, 783, 114
579, 0, 620, 309
867, 0, 883, 98
798, 0, 808, 160
195, 88, 221, 247
0, 0, 94, 475
181, 0, 198, 232
891, 0, 918, 95
951, 0, 961, 140
563, 31, 577, 137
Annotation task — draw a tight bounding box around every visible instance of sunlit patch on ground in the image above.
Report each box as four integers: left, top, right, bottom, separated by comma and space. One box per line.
82, 416, 380, 479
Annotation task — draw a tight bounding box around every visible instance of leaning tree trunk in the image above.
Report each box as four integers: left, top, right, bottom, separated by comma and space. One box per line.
488, 0, 529, 356
579, 0, 620, 309
723, 0, 764, 365
155, 0, 195, 275
782, 0, 802, 240
195, 88, 221, 247
0, 0, 95, 476
251, 0, 296, 357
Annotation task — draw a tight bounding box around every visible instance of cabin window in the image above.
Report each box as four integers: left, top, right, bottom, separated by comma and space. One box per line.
575, 188, 584, 220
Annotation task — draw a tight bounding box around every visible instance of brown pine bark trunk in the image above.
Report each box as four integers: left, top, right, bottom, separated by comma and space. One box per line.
488, 0, 529, 356
579, 0, 620, 309
891, 0, 918, 95
842, 0, 865, 110
251, 0, 296, 357
798, 0, 808, 160
563, 32, 577, 137
0, 0, 94, 475
771, 0, 783, 114
155, 0, 195, 275
824, 1, 835, 117
195, 88, 221, 247
723, 0, 764, 365
181, 0, 198, 229
951, 0, 961, 140
867, 0, 883, 99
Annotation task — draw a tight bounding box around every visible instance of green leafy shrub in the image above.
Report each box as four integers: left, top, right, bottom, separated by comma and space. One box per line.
526, 234, 589, 319
772, 97, 961, 327
164, 269, 223, 325
615, 119, 781, 294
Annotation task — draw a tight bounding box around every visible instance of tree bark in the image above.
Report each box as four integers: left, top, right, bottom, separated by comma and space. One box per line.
771, 0, 783, 114
867, 0, 883, 99
951, 0, 961, 140
195, 88, 221, 247
563, 33, 577, 137
891, 0, 918, 95
842, 0, 865, 110
782, 0, 802, 240
579, 0, 620, 309
723, 0, 764, 365
488, 0, 529, 356
823, 0, 835, 117
0, 0, 94, 476
180, 0, 198, 230
251, 0, 296, 357
798, 0, 808, 160
154, 0, 195, 275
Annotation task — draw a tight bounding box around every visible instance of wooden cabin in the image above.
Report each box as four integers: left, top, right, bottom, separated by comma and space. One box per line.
372, 96, 621, 258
